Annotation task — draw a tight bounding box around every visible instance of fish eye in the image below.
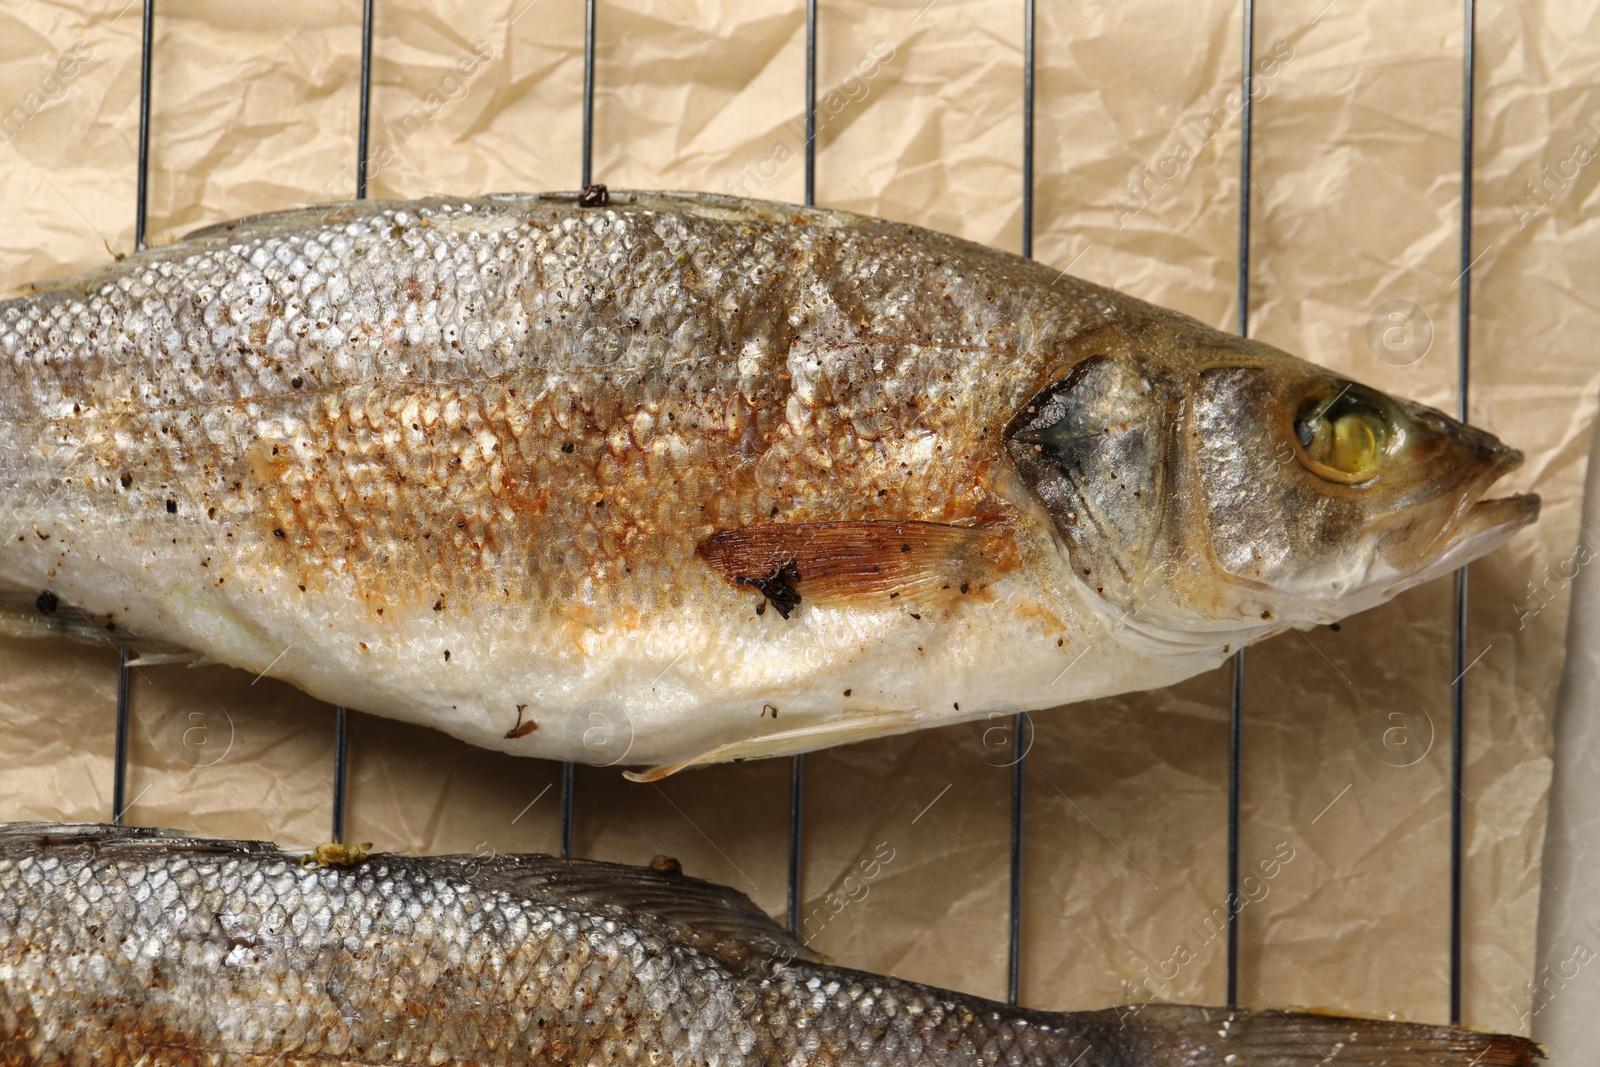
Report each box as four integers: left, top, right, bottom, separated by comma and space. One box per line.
1293, 387, 1390, 483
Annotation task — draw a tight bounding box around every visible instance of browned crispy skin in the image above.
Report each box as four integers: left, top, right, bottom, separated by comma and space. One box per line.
2, 194, 1081, 627
0, 825, 1540, 1066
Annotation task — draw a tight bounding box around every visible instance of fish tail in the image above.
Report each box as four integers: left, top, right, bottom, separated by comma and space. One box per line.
1111, 1004, 1541, 1066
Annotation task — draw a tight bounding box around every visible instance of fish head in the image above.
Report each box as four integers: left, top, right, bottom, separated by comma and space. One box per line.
1003, 323, 1539, 653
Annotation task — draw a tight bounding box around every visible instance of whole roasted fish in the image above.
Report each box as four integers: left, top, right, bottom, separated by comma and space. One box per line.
0, 823, 1541, 1065
0, 191, 1537, 775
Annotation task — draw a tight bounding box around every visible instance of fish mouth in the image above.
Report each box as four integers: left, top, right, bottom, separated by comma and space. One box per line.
1421, 445, 1540, 577
1438, 492, 1541, 564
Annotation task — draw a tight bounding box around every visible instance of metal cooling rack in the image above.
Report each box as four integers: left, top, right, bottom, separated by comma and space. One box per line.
105, 0, 1485, 1020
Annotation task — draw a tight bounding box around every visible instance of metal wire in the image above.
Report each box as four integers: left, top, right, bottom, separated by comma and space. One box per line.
1226, 0, 1256, 1012
784, 0, 819, 934
1450, 0, 1476, 1027
330, 0, 378, 847
1005, 0, 1035, 1010
1008, 712, 1025, 1005
787, 757, 804, 935
582, 0, 596, 190
561, 762, 575, 858
331, 707, 350, 842
356, 0, 375, 201
113, 0, 157, 828
561, 0, 600, 861
803, 0, 816, 208
1226, 656, 1243, 1007
134, 0, 154, 251
112, 647, 132, 825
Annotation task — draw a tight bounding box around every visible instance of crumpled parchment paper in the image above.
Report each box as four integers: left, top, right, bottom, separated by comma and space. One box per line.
1, 0, 1594, 1038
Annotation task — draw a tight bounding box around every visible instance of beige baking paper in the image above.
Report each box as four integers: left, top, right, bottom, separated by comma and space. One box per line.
1, 0, 1594, 1039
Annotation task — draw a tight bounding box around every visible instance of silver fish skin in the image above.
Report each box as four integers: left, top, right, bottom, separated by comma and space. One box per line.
0, 191, 1537, 775
0, 823, 1540, 1066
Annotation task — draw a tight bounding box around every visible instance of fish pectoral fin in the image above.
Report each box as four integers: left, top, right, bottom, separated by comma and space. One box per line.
0, 591, 197, 662
623, 709, 925, 783
124, 650, 206, 667
465, 853, 823, 969
696, 521, 1016, 616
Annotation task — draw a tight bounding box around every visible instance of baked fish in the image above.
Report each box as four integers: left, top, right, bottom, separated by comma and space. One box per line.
0, 823, 1541, 1066
0, 191, 1538, 775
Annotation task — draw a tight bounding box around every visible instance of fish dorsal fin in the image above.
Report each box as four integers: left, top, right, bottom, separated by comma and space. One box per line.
697, 520, 1015, 617
0, 822, 279, 857
1, 825, 819, 969
590, 189, 869, 230
464, 853, 821, 969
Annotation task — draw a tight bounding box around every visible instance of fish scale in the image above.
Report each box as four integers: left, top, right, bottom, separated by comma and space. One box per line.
3, 853, 693, 1061
0, 192, 1088, 768
0, 191, 1537, 774
0, 825, 1540, 1066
